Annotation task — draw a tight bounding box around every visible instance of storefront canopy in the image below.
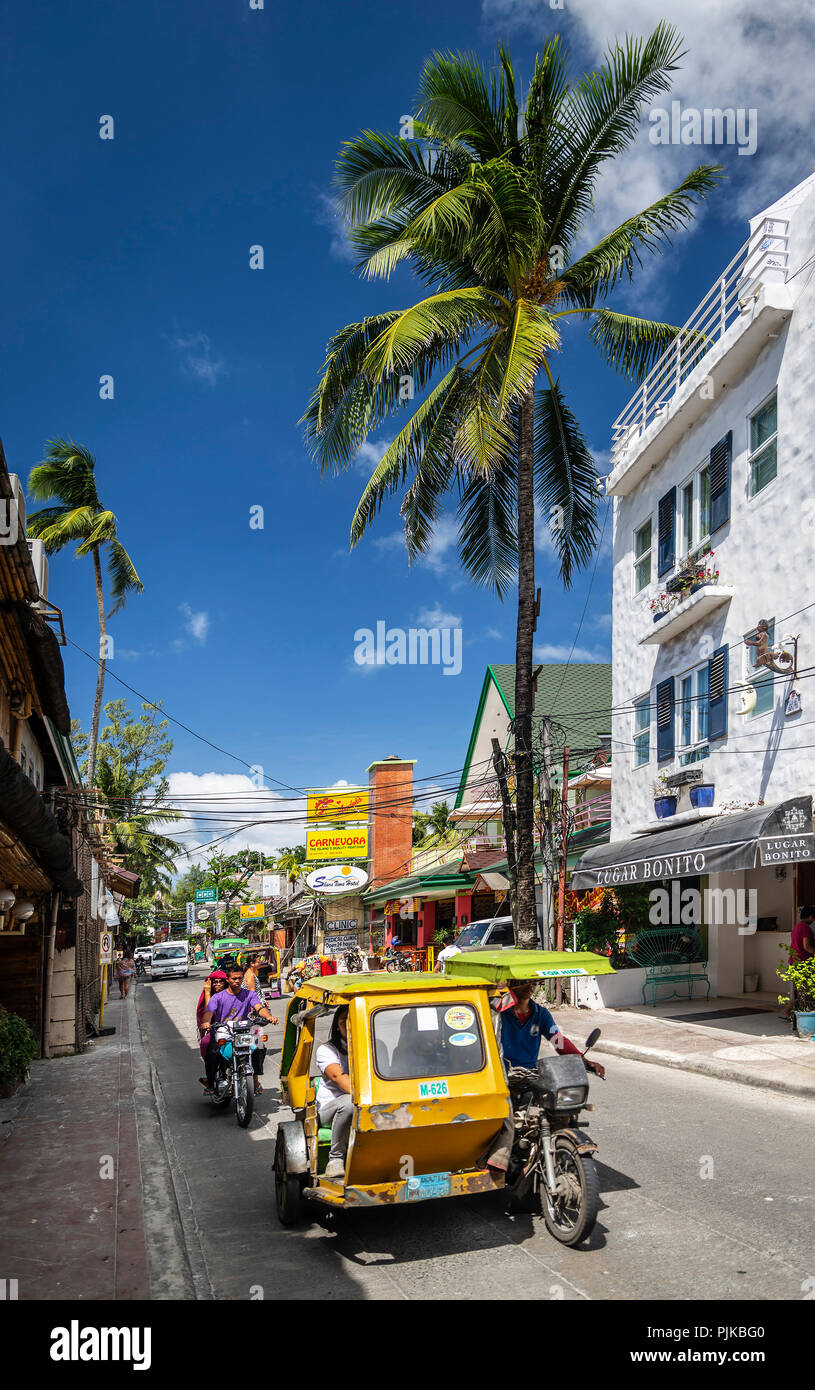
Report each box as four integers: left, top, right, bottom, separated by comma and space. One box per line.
570, 796, 814, 890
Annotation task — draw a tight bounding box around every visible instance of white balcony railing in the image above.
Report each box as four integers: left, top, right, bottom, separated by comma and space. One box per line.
611, 217, 789, 465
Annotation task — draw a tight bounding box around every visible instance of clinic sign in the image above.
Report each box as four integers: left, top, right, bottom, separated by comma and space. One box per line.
305, 827, 369, 861
307, 787, 369, 823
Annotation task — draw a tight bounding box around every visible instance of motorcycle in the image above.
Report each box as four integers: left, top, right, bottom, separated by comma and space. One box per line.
382, 938, 414, 972
341, 948, 365, 973
504, 1027, 603, 1247
208, 1015, 266, 1127
135, 957, 148, 978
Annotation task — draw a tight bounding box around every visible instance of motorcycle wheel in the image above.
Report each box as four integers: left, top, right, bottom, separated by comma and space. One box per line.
235, 1071, 254, 1127
541, 1138, 599, 1247
210, 1066, 231, 1108
274, 1131, 303, 1226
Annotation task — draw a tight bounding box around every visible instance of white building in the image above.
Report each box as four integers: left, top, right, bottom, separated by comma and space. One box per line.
571, 172, 815, 1008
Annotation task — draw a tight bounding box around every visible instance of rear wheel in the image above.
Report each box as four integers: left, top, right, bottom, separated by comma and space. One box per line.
235, 1071, 254, 1127
274, 1131, 303, 1225
541, 1138, 599, 1246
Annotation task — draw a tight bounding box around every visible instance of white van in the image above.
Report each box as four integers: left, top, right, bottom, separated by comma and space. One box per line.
151, 942, 190, 980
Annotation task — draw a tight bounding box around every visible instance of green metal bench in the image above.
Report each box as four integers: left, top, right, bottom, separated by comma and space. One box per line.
627, 928, 711, 1007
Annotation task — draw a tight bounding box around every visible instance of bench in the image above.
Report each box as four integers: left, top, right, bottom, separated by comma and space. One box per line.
626, 928, 711, 1007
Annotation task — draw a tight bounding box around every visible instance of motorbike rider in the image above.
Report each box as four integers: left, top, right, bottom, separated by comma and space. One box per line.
486, 979, 604, 1174
499, 979, 605, 1077
200, 965, 279, 1096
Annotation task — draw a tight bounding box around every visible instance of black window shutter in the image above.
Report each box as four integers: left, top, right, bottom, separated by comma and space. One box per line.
657, 489, 676, 576
708, 645, 729, 740
656, 678, 675, 763
709, 431, 732, 533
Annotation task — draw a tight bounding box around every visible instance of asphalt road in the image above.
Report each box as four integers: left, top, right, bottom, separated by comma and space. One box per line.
135, 966, 814, 1302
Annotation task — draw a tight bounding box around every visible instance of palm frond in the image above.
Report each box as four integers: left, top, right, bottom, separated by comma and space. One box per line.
587, 309, 683, 381
415, 49, 508, 161
361, 287, 504, 380
26, 505, 98, 554
534, 376, 599, 587
27, 439, 101, 511
456, 457, 518, 596
106, 540, 144, 615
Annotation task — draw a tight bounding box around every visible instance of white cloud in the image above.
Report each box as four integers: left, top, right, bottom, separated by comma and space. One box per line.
534, 642, 605, 662
354, 437, 392, 476
372, 514, 460, 575
170, 331, 226, 387
415, 603, 462, 629
178, 603, 210, 644
316, 192, 356, 263
166, 771, 306, 868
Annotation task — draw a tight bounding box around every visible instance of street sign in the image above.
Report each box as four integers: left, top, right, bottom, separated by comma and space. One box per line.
305, 827, 369, 861
195, 888, 217, 903
186, 901, 194, 932
99, 931, 113, 965
239, 903, 265, 920
306, 864, 369, 893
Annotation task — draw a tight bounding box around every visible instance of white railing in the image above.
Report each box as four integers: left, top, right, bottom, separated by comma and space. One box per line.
611, 217, 789, 464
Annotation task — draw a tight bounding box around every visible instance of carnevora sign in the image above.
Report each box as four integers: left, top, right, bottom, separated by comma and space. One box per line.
305, 827, 369, 861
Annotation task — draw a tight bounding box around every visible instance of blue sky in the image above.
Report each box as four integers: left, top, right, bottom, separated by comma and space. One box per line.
3, 0, 812, 857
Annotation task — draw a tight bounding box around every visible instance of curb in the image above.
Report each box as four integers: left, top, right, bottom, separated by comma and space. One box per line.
133, 988, 214, 1300
589, 1037, 815, 1100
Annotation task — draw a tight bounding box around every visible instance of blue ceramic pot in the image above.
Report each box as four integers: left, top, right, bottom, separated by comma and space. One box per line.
794, 1011, 815, 1040
654, 796, 678, 819
689, 784, 715, 808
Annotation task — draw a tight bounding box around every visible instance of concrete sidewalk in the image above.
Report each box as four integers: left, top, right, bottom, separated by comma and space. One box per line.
558, 995, 815, 1099
0, 990, 195, 1300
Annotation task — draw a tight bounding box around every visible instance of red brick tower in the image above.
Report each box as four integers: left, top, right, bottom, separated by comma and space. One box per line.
367, 755, 415, 891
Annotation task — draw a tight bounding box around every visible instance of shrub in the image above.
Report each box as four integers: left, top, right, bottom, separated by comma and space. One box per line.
0, 1006, 38, 1088
777, 953, 815, 1013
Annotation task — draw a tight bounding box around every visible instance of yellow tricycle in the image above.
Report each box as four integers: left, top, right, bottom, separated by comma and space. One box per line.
274, 949, 614, 1244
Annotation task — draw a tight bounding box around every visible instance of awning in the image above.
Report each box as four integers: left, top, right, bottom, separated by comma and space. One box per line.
0, 737, 83, 895
570, 796, 814, 890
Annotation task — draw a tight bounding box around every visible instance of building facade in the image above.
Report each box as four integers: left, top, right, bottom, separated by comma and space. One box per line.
571, 173, 815, 1005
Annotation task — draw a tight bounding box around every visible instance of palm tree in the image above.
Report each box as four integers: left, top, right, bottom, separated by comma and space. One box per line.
274, 849, 305, 901
95, 750, 182, 893
26, 440, 143, 788
303, 27, 718, 945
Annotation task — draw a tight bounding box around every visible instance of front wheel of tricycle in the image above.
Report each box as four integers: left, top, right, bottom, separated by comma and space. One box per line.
541, 1138, 599, 1247
274, 1131, 303, 1226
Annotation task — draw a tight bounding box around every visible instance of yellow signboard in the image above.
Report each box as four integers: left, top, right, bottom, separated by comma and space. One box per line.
307, 786, 369, 824
306, 827, 369, 861
240, 903, 265, 920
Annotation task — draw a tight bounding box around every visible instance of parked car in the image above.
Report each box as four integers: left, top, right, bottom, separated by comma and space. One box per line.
449, 915, 543, 953
151, 942, 190, 980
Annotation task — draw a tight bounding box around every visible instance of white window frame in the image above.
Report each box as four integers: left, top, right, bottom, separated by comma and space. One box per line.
677, 460, 711, 564
633, 695, 651, 767
633, 518, 653, 594
748, 388, 778, 498
675, 660, 710, 765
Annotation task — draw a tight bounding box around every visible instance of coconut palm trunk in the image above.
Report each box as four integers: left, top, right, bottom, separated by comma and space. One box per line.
88, 547, 108, 792
514, 390, 537, 948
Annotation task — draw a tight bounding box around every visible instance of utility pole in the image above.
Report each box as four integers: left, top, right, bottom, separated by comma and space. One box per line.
538, 715, 556, 951
555, 745, 570, 1005
491, 737, 518, 931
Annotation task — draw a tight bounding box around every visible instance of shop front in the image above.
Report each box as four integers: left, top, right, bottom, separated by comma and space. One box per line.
570, 797, 813, 1008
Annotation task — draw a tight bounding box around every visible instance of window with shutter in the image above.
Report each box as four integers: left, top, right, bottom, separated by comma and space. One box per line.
709, 431, 732, 532
657, 488, 676, 576
656, 678, 675, 763
708, 645, 729, 740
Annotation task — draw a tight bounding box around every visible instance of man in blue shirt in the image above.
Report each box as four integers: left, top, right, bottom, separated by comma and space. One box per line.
499, 980, 605, 1077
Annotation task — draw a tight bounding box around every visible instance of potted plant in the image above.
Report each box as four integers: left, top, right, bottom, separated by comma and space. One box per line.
689, 782, 715, 809
649, 593, 673, 623
0, 1005, 37, 1097
652, 772, 677, 818
777, 953, 815, 1038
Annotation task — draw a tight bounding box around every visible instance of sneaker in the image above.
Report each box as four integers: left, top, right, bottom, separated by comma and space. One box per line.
324, 1158, 346, 1181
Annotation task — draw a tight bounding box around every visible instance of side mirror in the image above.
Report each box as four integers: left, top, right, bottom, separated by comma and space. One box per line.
584, 1027, 601, 1052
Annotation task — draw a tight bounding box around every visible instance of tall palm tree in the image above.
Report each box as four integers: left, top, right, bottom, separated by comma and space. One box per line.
95, 751, 182, 893
26, 440, 143, 789
303, 26, 719, 945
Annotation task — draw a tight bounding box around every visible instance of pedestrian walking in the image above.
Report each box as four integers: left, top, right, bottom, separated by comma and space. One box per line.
116, 951, 136, 999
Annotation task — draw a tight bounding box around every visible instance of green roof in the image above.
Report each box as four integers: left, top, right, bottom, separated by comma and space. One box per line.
456, 663, 612, 808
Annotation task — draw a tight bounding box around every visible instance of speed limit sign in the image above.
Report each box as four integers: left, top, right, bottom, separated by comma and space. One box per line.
99, 931, 113, 965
